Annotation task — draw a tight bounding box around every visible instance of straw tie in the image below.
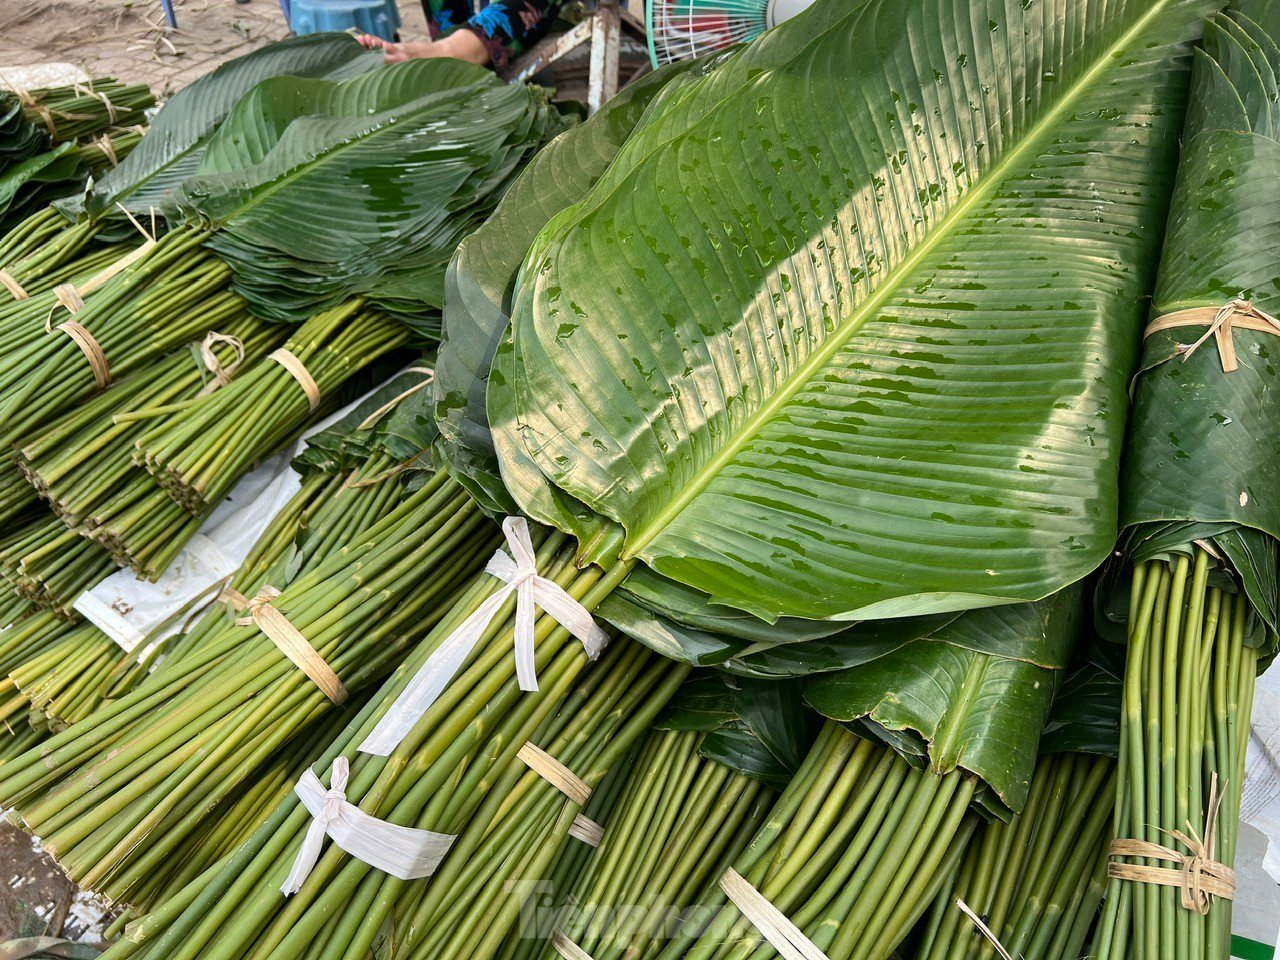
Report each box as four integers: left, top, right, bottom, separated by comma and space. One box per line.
518, 741, 604, 846
94, 133, 119, 168
719, 868, 830, 960
358, 517, 610, 756
237, 585, 348, 705
1108, 773, 1236, 913
0, 270, 29, 301
73, 82, 119, 123
270, 348, 321, 410
54, 320, 109, 388
196, 331, 247, 395
282, 757, 456, 895
1145, 298, 1280, 373
356, 366, 435, 430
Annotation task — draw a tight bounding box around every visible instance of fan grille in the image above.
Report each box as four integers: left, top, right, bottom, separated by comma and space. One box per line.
646, 0, 768, 65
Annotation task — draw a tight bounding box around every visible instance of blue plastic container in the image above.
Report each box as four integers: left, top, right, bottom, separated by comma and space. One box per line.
291, 0, 401, 41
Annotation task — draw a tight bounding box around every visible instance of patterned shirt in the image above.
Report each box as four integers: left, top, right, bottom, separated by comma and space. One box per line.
423, 0, 563, 69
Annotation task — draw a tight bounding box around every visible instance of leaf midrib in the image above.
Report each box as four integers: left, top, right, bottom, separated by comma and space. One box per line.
624, 0, 1174, 559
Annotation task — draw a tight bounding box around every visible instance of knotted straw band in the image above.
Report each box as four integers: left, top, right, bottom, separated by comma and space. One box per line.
518, 741, 604, 847
94, 133, 119, 168
1107, 774, 1235, 914
719, 868, 829, 960
1145, 298, 1280, 373
270, 348, 321, 411
197, 331, 247, 395
73, 82, 119, 123
0, 270, 29, 301
551, 931, 597, 960
236, 586, 348, 704
53, 282, 85, 314
55, 321, 109, 388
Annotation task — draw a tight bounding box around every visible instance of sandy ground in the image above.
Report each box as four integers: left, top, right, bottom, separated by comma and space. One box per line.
0, 0, 435, 97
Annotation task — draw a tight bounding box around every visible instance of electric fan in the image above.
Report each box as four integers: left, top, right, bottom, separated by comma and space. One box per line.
646, 0, 816, 66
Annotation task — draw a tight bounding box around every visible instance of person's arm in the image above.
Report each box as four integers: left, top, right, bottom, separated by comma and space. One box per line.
454, 0, 564, 70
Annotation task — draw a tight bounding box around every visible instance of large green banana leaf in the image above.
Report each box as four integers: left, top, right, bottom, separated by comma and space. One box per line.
435, 58, 710, 515
805, 590, 1081, 815
1118, 0, 1280, 642
78, 33, 375, 221
488, 0, 1216, 623
171, 60, 557, 330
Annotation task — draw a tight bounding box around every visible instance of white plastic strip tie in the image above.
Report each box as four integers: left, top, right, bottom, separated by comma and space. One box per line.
281, 757, 455, 896
719, 868, 830, 960
358, 517, 610, 756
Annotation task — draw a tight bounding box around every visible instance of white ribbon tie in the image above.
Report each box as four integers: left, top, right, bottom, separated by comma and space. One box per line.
358, 517, 609, 756
282, 757, 455, 895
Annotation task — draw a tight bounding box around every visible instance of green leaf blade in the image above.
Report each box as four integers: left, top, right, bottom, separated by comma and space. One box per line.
498, 0, 1214, 621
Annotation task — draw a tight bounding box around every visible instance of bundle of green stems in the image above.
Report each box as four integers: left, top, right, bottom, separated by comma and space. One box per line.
496, 756, 636, 960
653, 723, 978, 960
8, 618, 120, 732
385, 644, 689, 960
533, 726, 775, 960
0, 227, 232, 437
93, 530, 633, 960
76, 126, 146, 174
0, 610, 116, 729
917, 751, 1116, 960
137, 300, 410, 512
0, 240, 138, 331
17, 310, 284, 526
0, 209, 108, 293
11, 79, 154, 142
0, 469, 499, 904
0, 513, 116, 615
103, 690, 375, 926
0, 718, 44, 762
148, 471, 345, 673
1093, 546, 1261, 960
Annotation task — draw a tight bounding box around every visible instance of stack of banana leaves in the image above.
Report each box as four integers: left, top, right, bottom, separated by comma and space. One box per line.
0, 2, 1275, 960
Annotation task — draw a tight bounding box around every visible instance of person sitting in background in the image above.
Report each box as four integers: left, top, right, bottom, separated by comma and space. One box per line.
359, 0, 562, 70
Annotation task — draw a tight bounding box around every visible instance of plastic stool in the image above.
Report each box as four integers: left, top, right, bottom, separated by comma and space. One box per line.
291, 0, 401, 40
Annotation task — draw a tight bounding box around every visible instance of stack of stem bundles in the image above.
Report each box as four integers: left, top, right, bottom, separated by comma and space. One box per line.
524, 674, 813, 960
1093, 2, 1280, 957
0, 371, 499, 910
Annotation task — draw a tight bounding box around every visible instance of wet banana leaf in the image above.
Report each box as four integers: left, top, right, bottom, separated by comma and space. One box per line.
174, 60, 556, 332
435, 58, 709, 515
804, 593, 1081, 814
489, 0, 1213, 623
0, 143, 82, 233
79, 33, 376, 222
655, 672, 819, 786
1039, 662, 1123, 758
1118, 0, 1280, 644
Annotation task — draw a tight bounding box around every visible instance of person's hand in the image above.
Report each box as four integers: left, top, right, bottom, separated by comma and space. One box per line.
355, 33, 391, 49
376, 31, 491, 65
